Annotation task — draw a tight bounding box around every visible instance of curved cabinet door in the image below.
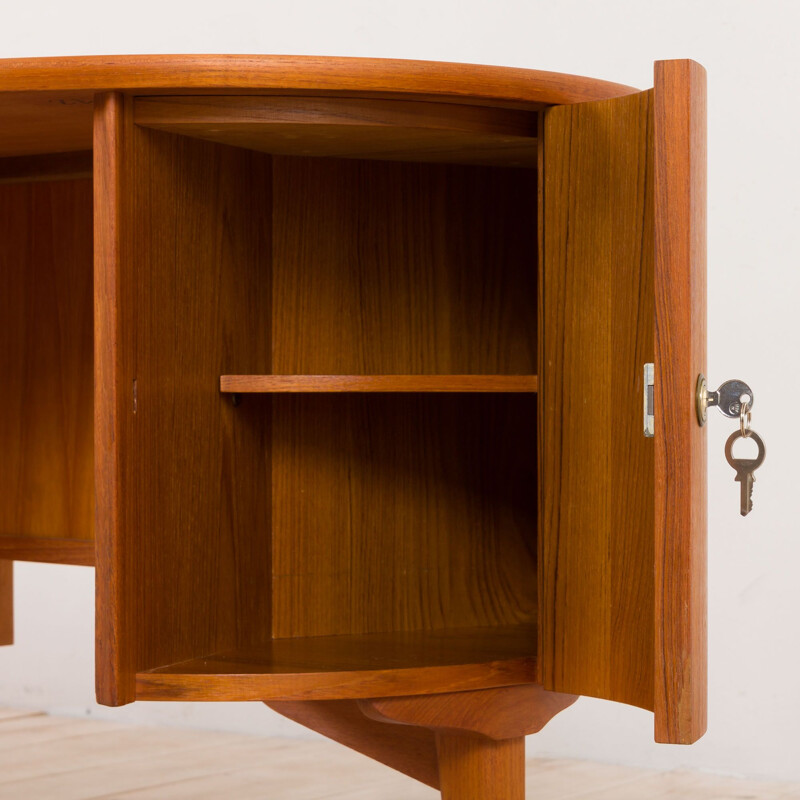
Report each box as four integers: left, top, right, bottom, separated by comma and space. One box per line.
539, 59, 706, 744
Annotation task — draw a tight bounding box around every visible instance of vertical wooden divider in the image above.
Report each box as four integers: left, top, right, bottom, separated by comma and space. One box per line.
95, 92, 128, 702
94, 92, 273, 705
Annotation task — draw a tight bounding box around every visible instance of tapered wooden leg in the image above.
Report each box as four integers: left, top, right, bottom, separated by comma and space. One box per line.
0, 562, 12, 645
436, 732, 525, 800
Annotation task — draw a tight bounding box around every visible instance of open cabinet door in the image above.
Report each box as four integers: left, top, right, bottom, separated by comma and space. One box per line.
539, 60, 706, 744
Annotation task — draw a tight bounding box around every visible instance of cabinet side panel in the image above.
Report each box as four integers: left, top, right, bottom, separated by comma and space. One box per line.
540, 90, 655, 710
95, 93, 273, 704
653, 60, 707, 744
0, 178, 93, 544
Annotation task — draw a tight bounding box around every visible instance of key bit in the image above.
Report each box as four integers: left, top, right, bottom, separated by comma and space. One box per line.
736, 470, 754, 516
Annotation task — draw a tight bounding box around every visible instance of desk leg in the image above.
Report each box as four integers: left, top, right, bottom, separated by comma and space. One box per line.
0, 562, 12, 645
436, 732, 524, 800
271, 685, 576, 799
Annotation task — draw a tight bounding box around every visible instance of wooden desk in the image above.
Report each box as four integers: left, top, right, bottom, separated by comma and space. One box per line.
0, 55, 706, 799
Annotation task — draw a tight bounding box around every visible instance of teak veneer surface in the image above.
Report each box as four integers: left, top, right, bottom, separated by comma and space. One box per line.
134, 96, 538, 166
271, 157, 537, 375
97, 106, 539, 703
220, 375, 539, 393
0, 537, 94, 566
0, 151, 92, 184
436, 734, 525, 800
73, 55, 705, 754
0, 178, 94, 545
362, 684, 577, 740
0, 56, 637, 158
266, 156, 538, 642
540, 89, 655, 709
0, 55, 637, 100
95, 95, 273, 705
539, 60, 707, 744
270, 394, 538, 639
135, 625, 538, 702
653, 60, 707, 745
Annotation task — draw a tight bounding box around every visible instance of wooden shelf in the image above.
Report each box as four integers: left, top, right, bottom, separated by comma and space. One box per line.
135, 624, 537, 702
220, 375, 539, 394
0, 536, 94, 566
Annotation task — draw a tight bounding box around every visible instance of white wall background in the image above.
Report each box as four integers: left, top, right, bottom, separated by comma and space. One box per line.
1, 0, 798, 784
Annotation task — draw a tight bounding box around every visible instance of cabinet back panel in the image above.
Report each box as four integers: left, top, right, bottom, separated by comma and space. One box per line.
271, 394, 537, 638
271, 157, 537, 375
0, 178, 93, 542
95, 99, 273, 703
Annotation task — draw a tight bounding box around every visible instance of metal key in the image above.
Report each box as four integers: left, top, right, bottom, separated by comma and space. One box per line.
724, 429, 766, 516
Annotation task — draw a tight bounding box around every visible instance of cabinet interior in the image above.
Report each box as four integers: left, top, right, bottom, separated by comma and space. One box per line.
1, 98, 542, 701
0, 176, 94, 566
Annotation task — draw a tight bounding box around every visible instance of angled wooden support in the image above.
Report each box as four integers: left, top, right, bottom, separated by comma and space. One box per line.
269, 684, 577, 800
360, 683, 578, 739
265, 699, 440, 789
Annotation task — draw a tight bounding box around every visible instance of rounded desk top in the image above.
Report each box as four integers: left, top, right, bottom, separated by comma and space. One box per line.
0, 55, 637, 158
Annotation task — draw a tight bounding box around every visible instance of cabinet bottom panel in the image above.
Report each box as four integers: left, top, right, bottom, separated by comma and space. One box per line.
135, 624, 537, 702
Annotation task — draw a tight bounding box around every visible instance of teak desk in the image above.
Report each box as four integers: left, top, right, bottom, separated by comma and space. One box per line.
0, 55, 707, 799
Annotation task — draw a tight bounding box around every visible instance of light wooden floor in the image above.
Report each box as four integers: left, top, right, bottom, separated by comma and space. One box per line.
0, 707, 796, 799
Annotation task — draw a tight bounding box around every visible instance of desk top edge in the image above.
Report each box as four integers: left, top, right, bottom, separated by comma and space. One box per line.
0, 54, 639, 107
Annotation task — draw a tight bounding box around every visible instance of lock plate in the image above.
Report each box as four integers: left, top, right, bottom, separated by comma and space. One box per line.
644, 363, 655, 437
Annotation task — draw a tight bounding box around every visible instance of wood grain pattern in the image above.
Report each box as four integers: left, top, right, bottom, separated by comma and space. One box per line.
0, 56, 638, 158
135, 96, 537, 166
540, 89, 655, 710
653, 59, 707, 745
0, 91, 94, 158
271, 395, 537, 638
272, 157, 537, 375
135, 95, 534, 136
0, 151, 92, 184
267, 155, 539, 645
437, 734, 524, 800
220, 375, 538, 393
0, 537, 94, 566
0, 179, 94, 545
0, 58, 637, 159
0, 563, 11, 646
0, 55, 637, 102
266, 699, 440, 790
95, 95, 273, 705
94, 92, 127, 704
361, 684, 577, 740
358, 686, 573, 798
134, 625, 537, 701
96, 127, 539, 702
